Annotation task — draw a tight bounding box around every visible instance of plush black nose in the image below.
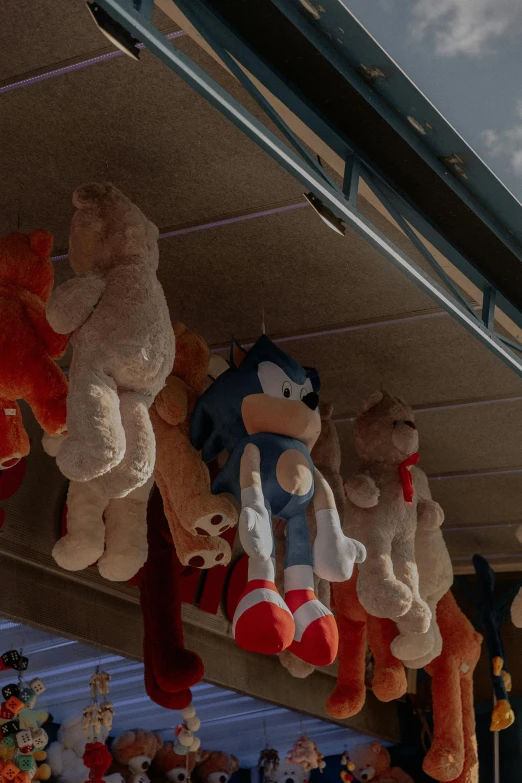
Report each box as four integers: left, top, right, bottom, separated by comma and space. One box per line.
302, 392, 318, 410
219, 776, 227, 783
142, 762, 150, 771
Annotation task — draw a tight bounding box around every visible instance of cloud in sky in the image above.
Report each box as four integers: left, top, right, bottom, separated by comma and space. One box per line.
410, 0, 522, 56
481, 102, 522, 177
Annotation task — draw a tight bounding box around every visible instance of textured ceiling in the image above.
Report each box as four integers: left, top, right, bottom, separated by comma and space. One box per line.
2, 0, 522, 582
0, 620, 370, 768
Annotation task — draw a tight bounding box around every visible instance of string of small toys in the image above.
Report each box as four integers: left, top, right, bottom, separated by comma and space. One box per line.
82, 669, 114, 783
174, 705, 201, 756
0, 648, 47, 783
257, 746, 279, 783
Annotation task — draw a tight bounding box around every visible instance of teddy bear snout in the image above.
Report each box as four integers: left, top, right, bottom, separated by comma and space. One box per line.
359, 768, 375, 781
129, 756, 152, 774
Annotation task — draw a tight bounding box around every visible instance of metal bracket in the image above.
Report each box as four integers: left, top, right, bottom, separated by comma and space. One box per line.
94, 0, 522, 380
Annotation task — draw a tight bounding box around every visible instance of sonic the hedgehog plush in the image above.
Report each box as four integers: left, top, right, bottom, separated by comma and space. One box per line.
191, 335, 365, 665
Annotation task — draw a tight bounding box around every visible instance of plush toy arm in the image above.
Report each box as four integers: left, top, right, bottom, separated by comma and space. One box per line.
190, 397, 224, 462
46, 273, 106, 334
18, 290, 69, 359
238, 443, 273, 559
417, 498, 444, 529
154, 375, 189, 425
343, 473, 380, 508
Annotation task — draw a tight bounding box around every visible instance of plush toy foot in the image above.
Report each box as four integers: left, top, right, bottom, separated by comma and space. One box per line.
154, 647, 205, 693
313, 509, 366, 582
57, 436, 125, 483
193, 510, 235, 537
0, 454, 23, 469
52, 533, 105, 572
98, 547, 147, 582
423, 744, 463, 781
396, 598, 432, 634
233, 579, 295, 655
391, 626, 435, 661
372, 666, 407, 702
286, 589, 338, 666
279, 649, 316, 679
490, 699, 515, 731
143, 639, 192, 710
175, 531, 232, 569
326, 682, 366, 719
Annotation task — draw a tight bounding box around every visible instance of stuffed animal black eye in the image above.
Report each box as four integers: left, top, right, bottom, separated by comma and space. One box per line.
282, 381, 292, 398
177, 775, 186, 782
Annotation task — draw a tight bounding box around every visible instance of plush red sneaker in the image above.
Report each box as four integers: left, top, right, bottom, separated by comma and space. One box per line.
233, 579, 295, 655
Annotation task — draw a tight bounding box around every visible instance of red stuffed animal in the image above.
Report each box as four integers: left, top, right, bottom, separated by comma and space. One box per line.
0, 230, 68, 468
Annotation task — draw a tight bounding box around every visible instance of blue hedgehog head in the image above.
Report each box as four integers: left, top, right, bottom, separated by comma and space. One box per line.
191, 334, 321, 461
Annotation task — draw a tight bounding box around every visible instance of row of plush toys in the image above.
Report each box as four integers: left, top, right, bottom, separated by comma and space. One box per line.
0, 183, 520, 783
48, 717, 238, 783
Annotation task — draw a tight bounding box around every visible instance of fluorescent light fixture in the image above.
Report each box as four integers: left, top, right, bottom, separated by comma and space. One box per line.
303, 192, 346, 235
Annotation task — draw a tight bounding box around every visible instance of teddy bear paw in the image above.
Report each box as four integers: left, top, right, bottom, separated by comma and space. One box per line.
396, 598, 432, 634
358, 579, 412, 620
193, 511, 235, 537
371, 666, 407, 702
326, 682, 366, 720
98, 547, 147, 582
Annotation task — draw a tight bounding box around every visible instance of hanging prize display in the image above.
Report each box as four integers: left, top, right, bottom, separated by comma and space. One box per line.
82, 668, 115, 783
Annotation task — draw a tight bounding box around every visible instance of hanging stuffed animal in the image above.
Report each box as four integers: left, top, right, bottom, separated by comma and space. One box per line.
344, 391, 430, 633
150, 743, 198, 783
326, 566, 407, 719
422, 590, 482, 783
134, 486, 203, 708
285, 736, 325, 773
151, 322, 237, 569
191, 335, 365, 665
0, 230, 68, 469
45, 182, 174, 500
469, 555, 515, 732
390, 465, 453, 667
108, 731, 163, 783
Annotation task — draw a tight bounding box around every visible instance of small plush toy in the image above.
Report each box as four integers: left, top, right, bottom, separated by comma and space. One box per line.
423, 590, 482, 783
276, 760, 308, 783
285, 735, 325, 772
390, 466, 453, 667
192, 752, 239, 783
326, 567, 407, 719
258, 746, 279, 783
83, 741, 113, 783
191, 335, 365, 665
345, 742, 413, 783
109, 730, 164, 783
344, 391, 430, 633
45, 182, 174, 500
0, 230, 68, 466
150, 742, 198, 783
151, 323, 237, 569
135, 486, 203, 707
278, 403, 336, 678
47, 715, 123, 783
340, 752, 355, 783
469, 555, 515, 732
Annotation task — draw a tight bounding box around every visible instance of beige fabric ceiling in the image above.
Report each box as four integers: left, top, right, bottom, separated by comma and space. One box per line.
2, 0, 522, 583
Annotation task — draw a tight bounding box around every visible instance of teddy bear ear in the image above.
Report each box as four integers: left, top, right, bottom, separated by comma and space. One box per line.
29, 229, 53, 259
155, 734, 164, 752
115, 730, 136, 750
173, 322, 187, 339
72, 182, 112, 210
371, 742, 382, 754
197, 750, 212, 764
230, 755, 239, 773
359, 390, 384, 415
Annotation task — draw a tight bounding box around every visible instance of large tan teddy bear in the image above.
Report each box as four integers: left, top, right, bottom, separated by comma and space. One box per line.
391, 465, 453, 667
150, 322, 237, 568
192, 751, 239, 783
344, 391, 430, 633
150, 743, 198, 783
46, 182, 174, 500
346, 742, 413, 783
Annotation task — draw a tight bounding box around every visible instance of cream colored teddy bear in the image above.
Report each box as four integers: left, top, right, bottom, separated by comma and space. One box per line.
344, 391, 430, 633
46, 182, 174, 500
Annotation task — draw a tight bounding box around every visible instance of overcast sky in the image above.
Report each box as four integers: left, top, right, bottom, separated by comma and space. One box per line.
342, 0, 522, 204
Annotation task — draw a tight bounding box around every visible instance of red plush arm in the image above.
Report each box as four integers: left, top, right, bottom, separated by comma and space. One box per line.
154, 375, 189, 425
19, 289, 68, 359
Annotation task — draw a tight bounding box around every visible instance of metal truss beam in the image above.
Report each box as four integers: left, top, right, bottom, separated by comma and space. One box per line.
95, 0, 522, 378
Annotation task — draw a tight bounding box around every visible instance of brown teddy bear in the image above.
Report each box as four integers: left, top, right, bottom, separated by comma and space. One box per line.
192, 752, 239, 783
150, 322, 237, 568
0, 230, 68, 467
150, 743, 198, 783
346, 742, 413, 783
344, 390, 430, 633
109, 730, 164, 783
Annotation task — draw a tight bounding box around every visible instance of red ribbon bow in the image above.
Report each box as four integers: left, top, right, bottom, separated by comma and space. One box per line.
399, 452, 420, 504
